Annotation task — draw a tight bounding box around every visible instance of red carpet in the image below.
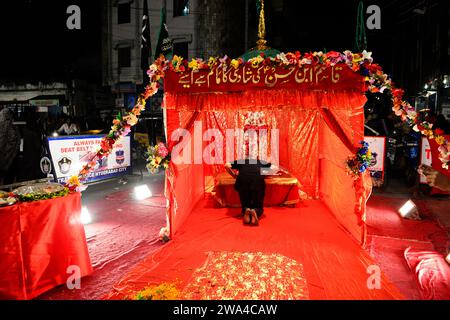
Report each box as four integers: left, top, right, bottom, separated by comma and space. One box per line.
366, 195, 450, 300
106, 200, 403, 300
38, 189, 166, 300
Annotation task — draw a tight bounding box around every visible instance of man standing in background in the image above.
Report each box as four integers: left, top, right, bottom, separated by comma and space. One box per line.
0, 107, 20, 185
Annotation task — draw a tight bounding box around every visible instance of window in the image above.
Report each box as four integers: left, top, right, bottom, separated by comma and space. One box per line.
173, 42, 188, 59
118, 47, 131, 68
173, 0, 189, 17
117, 3, 131, 24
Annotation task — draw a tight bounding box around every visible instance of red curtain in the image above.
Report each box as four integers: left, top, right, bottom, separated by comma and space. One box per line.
165, 110, 205, 236
164, 88, 370, 243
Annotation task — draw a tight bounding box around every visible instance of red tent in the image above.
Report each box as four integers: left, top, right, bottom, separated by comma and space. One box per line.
162, 61, 372, 245
104, 54, 408, 300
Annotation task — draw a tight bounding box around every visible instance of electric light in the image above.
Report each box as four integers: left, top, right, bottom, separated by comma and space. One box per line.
443, 76, 449, 87
134, 185, 152, 200
52, 132, 59, 137
398, 200, 420, 220
424, 83, 429, 90
80, 207, 92, 225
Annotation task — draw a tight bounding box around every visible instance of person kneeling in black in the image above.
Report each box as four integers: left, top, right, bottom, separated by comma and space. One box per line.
225, 159, 272, 226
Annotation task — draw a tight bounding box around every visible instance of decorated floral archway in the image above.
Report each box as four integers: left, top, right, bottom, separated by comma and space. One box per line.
65, 50, 449, 244
68, 50, 449, 185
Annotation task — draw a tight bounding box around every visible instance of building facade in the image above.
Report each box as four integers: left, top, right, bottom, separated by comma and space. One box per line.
102, 0, 199, 105
102, 0, 206, 144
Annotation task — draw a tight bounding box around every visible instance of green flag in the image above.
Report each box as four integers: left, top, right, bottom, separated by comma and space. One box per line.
154, 0, 173, 60
256, 0, 262, 16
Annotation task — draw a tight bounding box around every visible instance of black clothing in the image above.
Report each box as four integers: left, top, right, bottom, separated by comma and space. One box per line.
17, 127, 44, 182
238, 185, 265, 217
231, 159, 271, 217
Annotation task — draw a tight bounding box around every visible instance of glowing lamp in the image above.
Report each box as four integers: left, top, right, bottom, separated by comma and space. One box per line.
134, 185, 152, 200
52, 132, 59, 137
398, 200, 420, 220
80, 207, 92, 225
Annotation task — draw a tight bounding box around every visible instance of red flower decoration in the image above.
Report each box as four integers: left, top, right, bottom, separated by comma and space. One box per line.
100, 137, 115, 152
367, 63, 382, 74
303, 52, 313, 60
392, 88, 405, 99
435, 128, 444, 136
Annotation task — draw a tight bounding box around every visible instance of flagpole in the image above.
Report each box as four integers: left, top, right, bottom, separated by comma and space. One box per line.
256, 0, 268, 50
141, 0, 151, 88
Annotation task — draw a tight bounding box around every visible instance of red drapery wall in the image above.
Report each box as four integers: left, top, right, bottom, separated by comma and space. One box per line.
198, 108, 320, 198
318, 98, 371, 243
163, 87, 370, 243
165, 110, 205, 236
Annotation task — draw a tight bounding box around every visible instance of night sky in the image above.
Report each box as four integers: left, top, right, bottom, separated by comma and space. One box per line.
0, 0, 424, 89
0, 0, 102, 83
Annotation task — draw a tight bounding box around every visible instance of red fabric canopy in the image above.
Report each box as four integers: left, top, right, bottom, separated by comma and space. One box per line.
163, 66, 371, 244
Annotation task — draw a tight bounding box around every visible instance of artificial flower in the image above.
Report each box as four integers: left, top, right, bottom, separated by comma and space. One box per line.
100, 137, 115, 153
435, 135, 445, 145
250, 55, 263, 68
346, 141, 376, 179
434, 128, 445, 136
157, 142, 169, 158
361, 50, 373, 63
276, 53, 289, 65
392, 88, 405, 99
208, 56, 217, 68
352, 53, 363, 64
366, 63, 382, 74
159, 227, 170, 242
67, 175, 80, 186
124, 113, 138, 126
188, 58, 199, 70
134, 282, 179, 300
218, 55, 229, 68
122, 125, 131, 137
146, 143, 171, 174
438, 144, 449, 154
230, 59, 240, 69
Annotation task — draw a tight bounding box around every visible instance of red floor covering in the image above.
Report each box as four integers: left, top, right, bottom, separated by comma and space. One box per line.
366, 196, 448, 250
38, 191, 166, 300
365, 195, 450, 300
365, 235, 434, 300
106, 199, 404, 300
